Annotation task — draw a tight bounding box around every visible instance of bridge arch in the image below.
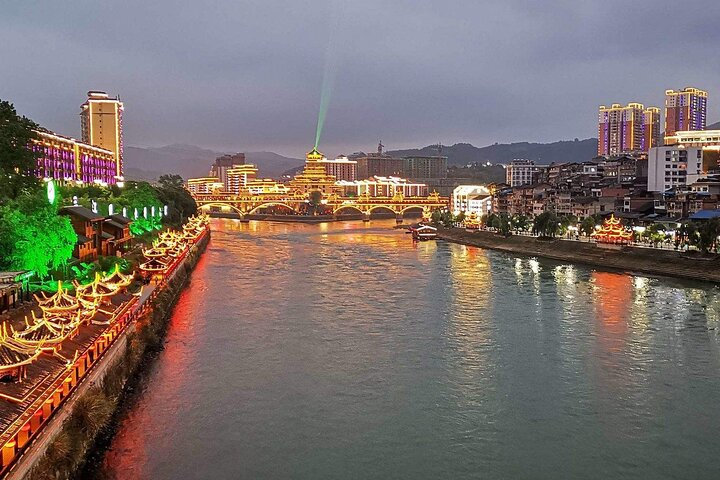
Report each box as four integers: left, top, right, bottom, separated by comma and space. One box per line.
197, 202, 245, 215
333, 205, 365, 215
247, 202, 298, 215
400, 205, 426, 215
366, 205, 398, 215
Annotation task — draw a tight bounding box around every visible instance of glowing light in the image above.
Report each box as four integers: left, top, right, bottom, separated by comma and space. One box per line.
47, 180, 56, 205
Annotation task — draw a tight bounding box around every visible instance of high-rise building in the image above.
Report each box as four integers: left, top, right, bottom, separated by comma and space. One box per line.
505, 159, 547, 187
211, 153, 246, 186
80, 91, 124, 178
350, 143, 404, 179
643, 107, 662, 151
664, 87, 708, 138
598, 103, 648, 155
402, 155, 448, 180
320, 156, 357, 181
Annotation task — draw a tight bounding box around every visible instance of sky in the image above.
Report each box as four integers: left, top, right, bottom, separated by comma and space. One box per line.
1, 0, 719, 158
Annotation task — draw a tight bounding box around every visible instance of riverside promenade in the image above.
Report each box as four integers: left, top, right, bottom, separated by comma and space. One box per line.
0, 217, 210, 479
438, 227, 720, 283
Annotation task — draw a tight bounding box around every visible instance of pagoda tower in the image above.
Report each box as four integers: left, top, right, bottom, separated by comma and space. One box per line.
289, 147, 341, 196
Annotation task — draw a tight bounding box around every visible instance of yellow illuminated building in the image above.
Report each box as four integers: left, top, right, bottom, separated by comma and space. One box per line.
288, 148, 342, 196
186, 177, 225, 195
80, 91, 124, 178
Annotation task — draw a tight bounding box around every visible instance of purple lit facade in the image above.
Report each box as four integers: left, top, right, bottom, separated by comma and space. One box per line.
33, 131, 118, 185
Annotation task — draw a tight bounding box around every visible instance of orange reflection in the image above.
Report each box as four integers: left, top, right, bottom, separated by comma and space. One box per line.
591, 271, 632, 352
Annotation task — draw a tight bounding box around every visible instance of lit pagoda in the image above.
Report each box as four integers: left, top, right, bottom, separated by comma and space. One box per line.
591, 214, 633, 244
288, 147, 342, 196
36, 281, 80, 318
0, 323, 42, 382
102, 264, 134, 290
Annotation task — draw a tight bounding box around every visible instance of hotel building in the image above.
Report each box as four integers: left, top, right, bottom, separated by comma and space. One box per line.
598, 103, 659, 155
80, 91, 124, 178
664, 87, 707, 138
32, 131, 117, 185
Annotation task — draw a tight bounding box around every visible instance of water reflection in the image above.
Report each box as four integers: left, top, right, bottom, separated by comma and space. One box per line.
92, 219, 720, 480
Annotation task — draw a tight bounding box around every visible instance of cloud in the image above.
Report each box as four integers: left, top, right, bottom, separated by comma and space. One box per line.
1, 0, 718, 158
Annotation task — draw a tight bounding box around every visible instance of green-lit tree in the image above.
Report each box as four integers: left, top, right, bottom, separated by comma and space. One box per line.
0, 100, 41, 201
0, 191, 77, 280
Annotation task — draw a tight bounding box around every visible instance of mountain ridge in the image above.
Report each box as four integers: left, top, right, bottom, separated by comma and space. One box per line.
388, 138, 599, 166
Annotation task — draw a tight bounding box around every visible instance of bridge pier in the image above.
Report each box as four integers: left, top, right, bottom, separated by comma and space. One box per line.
239, 214, 249, 223
362, 213, 370, 222
395, 214, 404, 224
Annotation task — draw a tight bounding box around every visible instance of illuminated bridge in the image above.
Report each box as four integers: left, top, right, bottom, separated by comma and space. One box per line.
192, 192, 448, 220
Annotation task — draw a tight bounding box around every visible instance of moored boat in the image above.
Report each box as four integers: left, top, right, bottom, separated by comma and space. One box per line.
408, 223, 438, 241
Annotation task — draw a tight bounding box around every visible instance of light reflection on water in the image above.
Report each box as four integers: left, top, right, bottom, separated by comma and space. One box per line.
92, 219, 720, 480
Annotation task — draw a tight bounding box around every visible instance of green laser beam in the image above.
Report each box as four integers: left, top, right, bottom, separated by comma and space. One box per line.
314, 0, 346, 149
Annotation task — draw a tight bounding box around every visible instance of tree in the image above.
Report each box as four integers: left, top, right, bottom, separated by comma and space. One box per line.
695, 218, 720, 253
492, 214, 512, 236
580, 216, 596, 237
533, 211, 561, 237
511, 214, 530, 233
0, 100, 41, 201
455, 211, 466, 225
157, 174, 185, 190
431, 209, 442, 225
0, 190, 77, 280
308, 190, 323, 215
155, 175, 197, 227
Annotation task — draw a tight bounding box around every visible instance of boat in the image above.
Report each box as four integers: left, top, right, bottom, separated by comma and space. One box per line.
408, 223, 437, 241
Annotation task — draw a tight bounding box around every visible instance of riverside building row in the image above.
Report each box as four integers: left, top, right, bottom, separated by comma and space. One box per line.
454, 142, 720, 224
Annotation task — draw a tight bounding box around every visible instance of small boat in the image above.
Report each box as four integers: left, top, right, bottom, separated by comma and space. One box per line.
409, 223, 437, 241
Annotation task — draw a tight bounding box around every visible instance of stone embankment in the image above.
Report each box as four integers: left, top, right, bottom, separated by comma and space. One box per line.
437, 228, 720, 283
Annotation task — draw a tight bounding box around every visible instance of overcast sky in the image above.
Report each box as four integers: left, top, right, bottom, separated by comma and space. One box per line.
2, 0, 718, 158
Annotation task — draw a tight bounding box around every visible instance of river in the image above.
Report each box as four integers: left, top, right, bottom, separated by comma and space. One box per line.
91, 219, 720, 479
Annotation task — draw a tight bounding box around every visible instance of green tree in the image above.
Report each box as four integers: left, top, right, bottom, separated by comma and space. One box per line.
580, 216, 597, 237
0, 191, 77, 279
155, 175, 197, 227
308, 190, 323, 215
695, 218, 720, 253
430, 209, 442, 225
0, 100, 41, 201
533, 211, 561, 237
157, 174, 185, 189
455, 211, 466, 225
511, 214, 530, 233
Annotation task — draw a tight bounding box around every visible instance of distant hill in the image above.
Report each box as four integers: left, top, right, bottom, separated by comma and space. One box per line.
708, 121, 720, 130
123, 144, 303, 181
388, 138, 599, 166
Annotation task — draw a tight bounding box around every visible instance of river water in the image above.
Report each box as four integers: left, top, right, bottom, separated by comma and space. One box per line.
93, 219, 720, 479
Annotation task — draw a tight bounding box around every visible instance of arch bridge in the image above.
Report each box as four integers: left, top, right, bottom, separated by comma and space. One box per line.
193, 192, 448, 219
